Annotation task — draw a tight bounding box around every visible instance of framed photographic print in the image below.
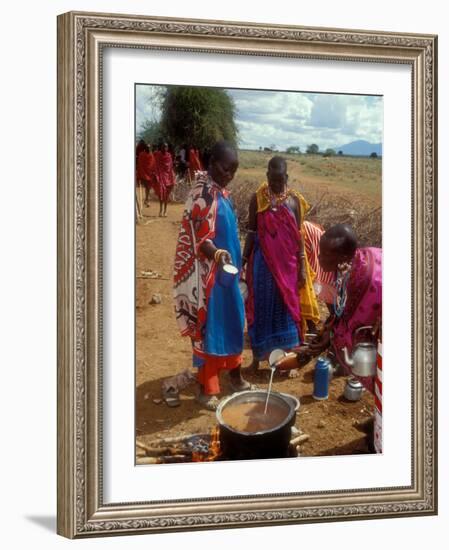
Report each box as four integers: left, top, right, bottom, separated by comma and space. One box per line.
57, 11, 437, 538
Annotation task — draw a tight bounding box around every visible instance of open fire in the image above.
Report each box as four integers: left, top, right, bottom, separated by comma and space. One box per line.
136, 427, 223, 464
136, 425, 307, 464
191, 427, 221, 462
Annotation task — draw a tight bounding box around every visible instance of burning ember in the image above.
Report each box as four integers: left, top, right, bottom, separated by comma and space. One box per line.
191, 427, 221, 462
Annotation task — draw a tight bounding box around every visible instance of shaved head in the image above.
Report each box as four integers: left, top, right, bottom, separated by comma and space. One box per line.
267, 156, 288, 193
319, 224, 358, 272
208, 140, 239, 188
321, 224, 358, 256
268, 156, 287, 173
210, 140, 237, 164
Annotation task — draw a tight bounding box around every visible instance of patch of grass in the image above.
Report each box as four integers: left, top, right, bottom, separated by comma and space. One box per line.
231, 150, 382, 247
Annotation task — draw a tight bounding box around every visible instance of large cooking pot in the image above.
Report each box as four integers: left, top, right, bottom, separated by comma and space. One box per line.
216, 390, 299, 460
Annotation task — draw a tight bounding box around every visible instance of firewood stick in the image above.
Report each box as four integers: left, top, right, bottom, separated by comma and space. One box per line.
290, 434, 310, 446
136, 440, 170, 456
136, 441, 192, 457
138, 454, 193, 465
154, 434, 209, 445
135, 192, 142, 220
153, 448, 192, 457
136, 275, 169, 280
308, 191, 327, 216
139, 183, 144, 213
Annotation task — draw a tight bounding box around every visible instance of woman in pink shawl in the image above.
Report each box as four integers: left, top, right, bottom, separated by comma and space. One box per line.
154, 142, 176, 217
242, 156, 306, 371
309, 224, 382, 393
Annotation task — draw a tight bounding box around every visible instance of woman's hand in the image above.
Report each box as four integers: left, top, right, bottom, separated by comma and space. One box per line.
308, 329, 331, 354
217, 250, 232, 266
200, 241, 231, 265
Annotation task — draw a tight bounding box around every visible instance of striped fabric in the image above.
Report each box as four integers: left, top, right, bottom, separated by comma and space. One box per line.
374, 341, 383, 453
303, 221, 336, 303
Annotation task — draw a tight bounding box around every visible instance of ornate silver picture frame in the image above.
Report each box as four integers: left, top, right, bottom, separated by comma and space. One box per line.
57, 11, 437, 538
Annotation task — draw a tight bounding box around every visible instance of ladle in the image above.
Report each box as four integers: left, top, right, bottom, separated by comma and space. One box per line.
264, 349, 285, 414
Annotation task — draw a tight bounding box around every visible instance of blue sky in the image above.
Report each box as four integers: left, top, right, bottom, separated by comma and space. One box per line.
136, 84, 383, 151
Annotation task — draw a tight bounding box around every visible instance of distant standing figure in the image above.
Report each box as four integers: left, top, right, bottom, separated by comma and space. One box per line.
176, 144, 188, 179
136, 138, 146, 164
136, 143, 157, 207
188, 145, 203, 182
154, 142, 176, 217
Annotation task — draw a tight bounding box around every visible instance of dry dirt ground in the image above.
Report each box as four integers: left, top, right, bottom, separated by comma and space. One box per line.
136, 197, 375, 462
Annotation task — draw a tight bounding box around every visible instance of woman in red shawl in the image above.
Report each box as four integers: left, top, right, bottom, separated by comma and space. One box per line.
136, 143, 157, 207
154, 142, 176, 217
188, 145, 203, 182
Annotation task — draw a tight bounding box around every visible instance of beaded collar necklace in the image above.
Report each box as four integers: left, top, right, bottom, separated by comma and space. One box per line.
334, 261, 353, 318
264, 184, 291, 208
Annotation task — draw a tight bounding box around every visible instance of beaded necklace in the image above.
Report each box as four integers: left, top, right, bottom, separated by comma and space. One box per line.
334, 262, 352, 318
264, 185, 291, 209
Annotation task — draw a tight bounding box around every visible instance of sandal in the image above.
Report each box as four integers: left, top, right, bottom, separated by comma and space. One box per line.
229, 381, 258, 392
196, 393, 220, 411
228, 367, 257, 392
228, 375, 258, 392
162, 385, 180, 407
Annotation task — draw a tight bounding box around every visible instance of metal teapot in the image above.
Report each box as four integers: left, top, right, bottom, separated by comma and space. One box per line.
341, 326, 377, 377
343, 377, 364, 401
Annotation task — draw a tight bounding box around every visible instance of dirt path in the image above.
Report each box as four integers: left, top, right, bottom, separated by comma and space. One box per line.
135, 196, 374, 461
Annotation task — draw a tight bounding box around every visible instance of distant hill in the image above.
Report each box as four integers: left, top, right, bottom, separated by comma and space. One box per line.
337, 140, 382, 157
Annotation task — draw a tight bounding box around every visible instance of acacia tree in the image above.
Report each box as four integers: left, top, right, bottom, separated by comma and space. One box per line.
306, 143, 319, 154
159, 86, 238, 149
138, 119, 163, 146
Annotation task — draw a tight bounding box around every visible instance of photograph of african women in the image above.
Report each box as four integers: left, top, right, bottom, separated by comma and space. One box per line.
135, 84, 382, 464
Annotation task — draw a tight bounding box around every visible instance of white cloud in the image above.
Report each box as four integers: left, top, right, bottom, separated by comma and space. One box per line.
230, 89, 382, 150
135, 84, 383, 151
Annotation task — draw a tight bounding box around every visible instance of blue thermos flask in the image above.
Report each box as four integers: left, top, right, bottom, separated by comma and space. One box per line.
313, 356, 329, 400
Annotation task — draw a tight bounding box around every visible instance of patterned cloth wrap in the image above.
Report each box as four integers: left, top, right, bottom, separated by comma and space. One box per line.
332, 247, 382, 393
173, 173, 238, 356
246, 183, 320, 338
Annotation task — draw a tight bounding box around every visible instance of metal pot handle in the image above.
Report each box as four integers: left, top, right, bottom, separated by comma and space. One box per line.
353, 325, 374, 339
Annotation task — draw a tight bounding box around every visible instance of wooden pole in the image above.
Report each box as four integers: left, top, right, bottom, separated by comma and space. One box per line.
138, 182, 144, 215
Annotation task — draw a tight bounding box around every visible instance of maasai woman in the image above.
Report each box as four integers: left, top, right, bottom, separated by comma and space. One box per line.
173, 141, 250, 410
309, 224, 382, 393
136, 143, 157, 207
242, 157, 319, 371
187, 145, 203, 182
136, 138, 146, 164
154, 142, 176, 217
